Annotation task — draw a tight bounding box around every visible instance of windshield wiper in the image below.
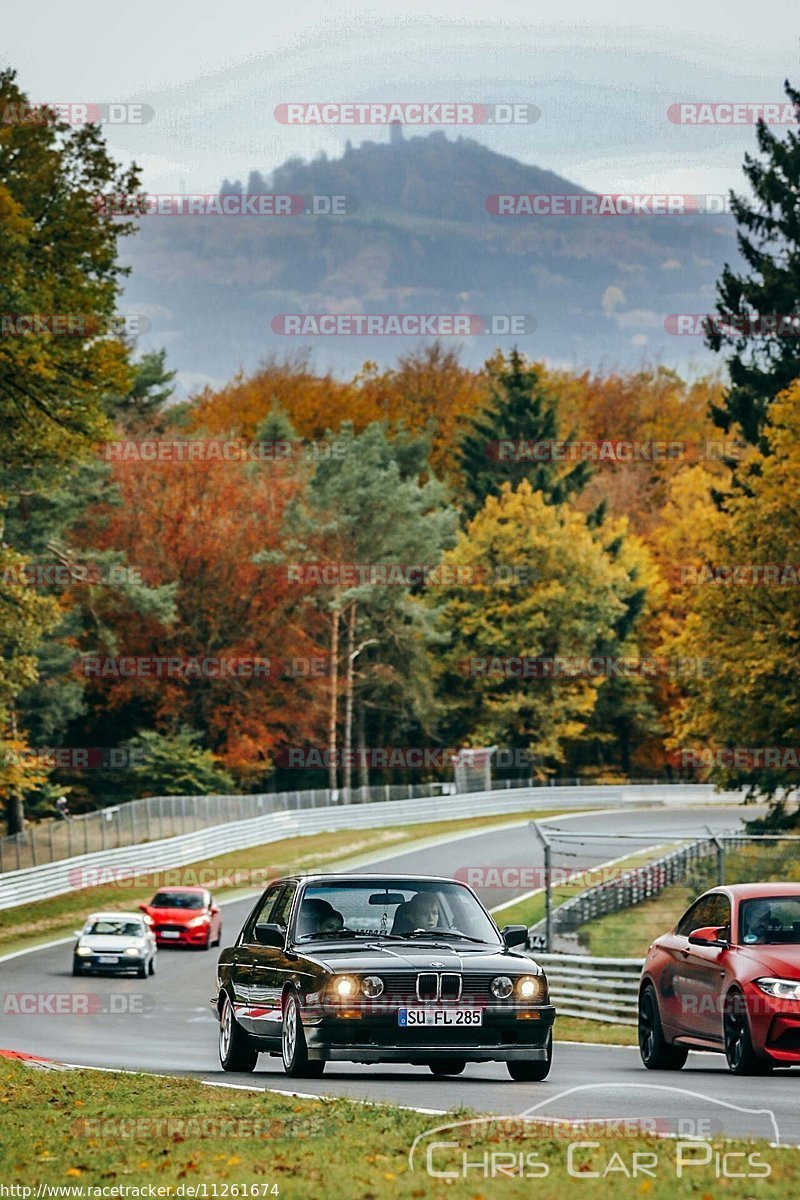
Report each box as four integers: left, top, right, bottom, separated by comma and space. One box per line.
404, 930, 492, 944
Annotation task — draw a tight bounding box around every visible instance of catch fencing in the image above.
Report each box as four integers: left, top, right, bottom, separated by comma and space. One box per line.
0, 783, 731, 910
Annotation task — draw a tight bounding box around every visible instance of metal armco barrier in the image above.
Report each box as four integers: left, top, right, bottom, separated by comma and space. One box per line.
527, 833, 746, 947
534, 953, 644, 1024
0, 783, 734, 910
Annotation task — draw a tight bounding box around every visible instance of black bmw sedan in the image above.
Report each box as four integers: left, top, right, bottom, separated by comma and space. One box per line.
212, 873, 555, 1080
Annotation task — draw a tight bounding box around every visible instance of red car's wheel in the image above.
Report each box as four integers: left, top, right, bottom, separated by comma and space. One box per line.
723, 991, 773, 1075
638, 984, 688, 1070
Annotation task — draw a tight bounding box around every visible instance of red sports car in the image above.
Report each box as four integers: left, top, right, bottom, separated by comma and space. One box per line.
140, 887, 222, 949
639, 882, 800, 1074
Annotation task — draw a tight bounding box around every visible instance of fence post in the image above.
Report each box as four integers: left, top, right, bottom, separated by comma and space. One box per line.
529, 821, 553, 952
705, 826, 725, 885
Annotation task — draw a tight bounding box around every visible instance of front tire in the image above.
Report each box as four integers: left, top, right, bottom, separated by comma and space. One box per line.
281, 991, 325, 1078
507, 1031, 552, 1081
428, 1059, 466, 1077
724, 990, 772, 1075
148, 955, 156, 976
219, 993, 258, 1072
638, 984, 688, 1070
137, 961, 148, 979
72, 959, 83, 977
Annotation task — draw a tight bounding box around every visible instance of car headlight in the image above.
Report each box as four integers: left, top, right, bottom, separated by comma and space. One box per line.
76, 946, 92, 956
491, 976, 514, 999
361, 975, 384, 999
187, 915, 211, 928
517, 975, 546, 1002
755, 977, 800, 1000
124, 946, 145, 956
332, 975, 357, 998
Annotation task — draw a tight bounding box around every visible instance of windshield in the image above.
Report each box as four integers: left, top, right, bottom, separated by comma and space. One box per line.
86, 919, 145, 938
151, 892, 206, 910
740, 896, 800, 944
293, 881, 501, 945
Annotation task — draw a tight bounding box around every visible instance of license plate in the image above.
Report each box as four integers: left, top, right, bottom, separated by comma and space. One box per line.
98, 955, 119, 964
399, 1008, 483, 1027
160, 931, 181, 939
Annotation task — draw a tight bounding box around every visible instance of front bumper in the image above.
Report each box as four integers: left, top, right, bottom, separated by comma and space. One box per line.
75, 954, 147, 972
301, 1003, 556, 1064
744, 984, 800, 1064
154, 926, 210, 946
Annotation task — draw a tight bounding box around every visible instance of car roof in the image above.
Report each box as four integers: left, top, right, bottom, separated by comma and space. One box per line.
708, 883, 800, 901
85, 911, 148, 921
279, 874, 467, 886
151, 886, 207, 893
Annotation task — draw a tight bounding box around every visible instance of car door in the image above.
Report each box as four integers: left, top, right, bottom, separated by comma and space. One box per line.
232, 884, 284, 1033
679, 892, 731, 1041
660, 894, 729, 1037
244, 883, 298, 1041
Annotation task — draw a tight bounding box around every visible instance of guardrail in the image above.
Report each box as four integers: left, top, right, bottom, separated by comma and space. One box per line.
535, 953, 644, 1024
0, 783, 733, 911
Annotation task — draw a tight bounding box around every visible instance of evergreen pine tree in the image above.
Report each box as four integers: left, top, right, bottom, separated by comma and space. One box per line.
458, 349, 592, 519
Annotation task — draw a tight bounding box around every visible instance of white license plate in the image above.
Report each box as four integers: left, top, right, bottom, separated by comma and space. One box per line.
399, 1008, 483, 1027
98, 955, 119, 964
160, 931, 181, 939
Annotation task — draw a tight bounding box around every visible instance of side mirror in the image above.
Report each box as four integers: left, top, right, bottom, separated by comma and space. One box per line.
73, 930, 83, 938
688, 925, 728, 947
501, 924, 529, 949
138, 904, 150, 913
254, 923, 285, 948
210, 906, 219, 915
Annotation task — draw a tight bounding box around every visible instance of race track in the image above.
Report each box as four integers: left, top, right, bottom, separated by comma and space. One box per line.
3, 804, 797, 1143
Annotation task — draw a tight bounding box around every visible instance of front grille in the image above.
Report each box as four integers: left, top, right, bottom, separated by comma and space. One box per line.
440, 973, 462, 1001
155, 924, 186, 934
416, 973, 438, 1001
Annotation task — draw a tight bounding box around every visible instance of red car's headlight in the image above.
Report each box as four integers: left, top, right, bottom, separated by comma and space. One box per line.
755, 977, 800, 1001
186, 914, 211, 928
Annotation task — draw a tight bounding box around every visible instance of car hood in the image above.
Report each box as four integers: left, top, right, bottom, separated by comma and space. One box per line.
144, 907, 206, 924
297, 942, 540, 974
77, 935, 148, 952
737, 944, 800, 980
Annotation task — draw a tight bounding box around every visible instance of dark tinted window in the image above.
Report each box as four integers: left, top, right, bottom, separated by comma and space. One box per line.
151, 891, 205, 910
740, 895, 800, 944
676, 893, 730, 937
247, 885, 284, 941
271, 884, 297, 930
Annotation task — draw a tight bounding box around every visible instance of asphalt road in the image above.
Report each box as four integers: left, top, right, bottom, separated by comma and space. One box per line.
3, 804, 797, 1143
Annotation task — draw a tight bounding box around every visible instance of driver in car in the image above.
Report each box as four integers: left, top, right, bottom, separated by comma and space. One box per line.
392, 893, 440, 934
298, 898, 344, 937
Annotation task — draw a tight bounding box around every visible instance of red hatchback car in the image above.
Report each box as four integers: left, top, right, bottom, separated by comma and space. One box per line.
140, 887, 222, 950
639, 883, 800, 1074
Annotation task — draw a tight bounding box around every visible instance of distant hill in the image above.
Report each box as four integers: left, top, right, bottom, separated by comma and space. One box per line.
122, 130, 738, 391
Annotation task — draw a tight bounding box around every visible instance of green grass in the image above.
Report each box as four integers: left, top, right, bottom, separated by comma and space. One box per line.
554, 1015, 638, 1045
1, 1057, 797, 1197
0, 808, 570, 958
577, 840, 800, 960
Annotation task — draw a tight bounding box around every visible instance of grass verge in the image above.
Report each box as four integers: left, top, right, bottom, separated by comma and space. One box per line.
554, 1015, 638, 1046
493, 843, 678, 930
577, 840, 800, 960
0, 808, 570, 959
1, 1057, 797, 1198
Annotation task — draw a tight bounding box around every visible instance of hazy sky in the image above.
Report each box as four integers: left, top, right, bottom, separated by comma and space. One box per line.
3, 2, 797, 193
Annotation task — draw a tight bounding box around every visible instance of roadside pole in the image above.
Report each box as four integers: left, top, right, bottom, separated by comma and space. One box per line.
529, 821, 553, 951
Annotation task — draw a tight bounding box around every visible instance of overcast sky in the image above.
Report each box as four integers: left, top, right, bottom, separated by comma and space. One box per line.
3, 2, 797, 193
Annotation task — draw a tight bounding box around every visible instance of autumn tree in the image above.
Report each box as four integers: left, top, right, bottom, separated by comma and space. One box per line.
434, 480, 641, 772
670, 384, 800, 819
